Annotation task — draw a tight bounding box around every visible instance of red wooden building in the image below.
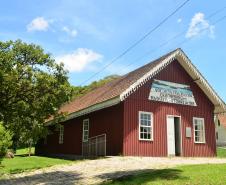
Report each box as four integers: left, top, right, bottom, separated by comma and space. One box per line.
36, 49, 226, 157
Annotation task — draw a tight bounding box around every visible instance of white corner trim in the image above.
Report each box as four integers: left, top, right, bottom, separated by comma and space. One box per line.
46, 96, 120, 125
119, 49, 226, 114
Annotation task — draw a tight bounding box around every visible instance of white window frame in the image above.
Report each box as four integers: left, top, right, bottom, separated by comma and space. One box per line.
139, 111, 153, 141
83, 119, 89, 142
193, 117, 206, 144
59, 125, 64, 144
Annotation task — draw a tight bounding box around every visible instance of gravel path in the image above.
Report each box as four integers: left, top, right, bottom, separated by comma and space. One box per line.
1, 157, 226, 185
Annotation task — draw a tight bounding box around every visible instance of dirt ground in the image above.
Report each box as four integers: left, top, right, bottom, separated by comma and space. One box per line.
1, 156, 226, 185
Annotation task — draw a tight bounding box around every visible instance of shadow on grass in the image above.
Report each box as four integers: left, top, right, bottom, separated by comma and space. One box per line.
0, 171, 81, 185
8, 167, 43, 175
0, 168, 186, 185
14, 154, 35, 157
99, 168, 188, 185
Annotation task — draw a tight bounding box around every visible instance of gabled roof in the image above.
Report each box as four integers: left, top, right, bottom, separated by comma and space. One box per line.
51, 48, 226, 123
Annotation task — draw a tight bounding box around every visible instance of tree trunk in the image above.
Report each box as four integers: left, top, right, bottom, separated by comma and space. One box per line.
12, 135, 18, 153
28, 141, 32, 157
0, 157, 3, 166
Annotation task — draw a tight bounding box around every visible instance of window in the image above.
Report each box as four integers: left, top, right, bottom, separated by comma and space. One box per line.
216, 132, 218, 140
193, 117, 205, 143
59, 125, 64, 144
83, 119, 89, 142
139, 111, 153, 141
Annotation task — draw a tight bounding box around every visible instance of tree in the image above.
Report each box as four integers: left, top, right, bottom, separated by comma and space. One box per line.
0, 40, 72, 153
72, 75, 120, 99
0, 123, 12, 164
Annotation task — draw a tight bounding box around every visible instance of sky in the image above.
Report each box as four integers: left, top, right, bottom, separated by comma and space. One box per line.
0, 0, 225, 102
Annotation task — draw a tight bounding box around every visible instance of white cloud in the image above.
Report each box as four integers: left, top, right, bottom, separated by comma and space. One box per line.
186, 12, 215, 39
56, 48, 103, 72
62, 26, 78, 37
27, 17, 49, 32
177, 18, 182, 23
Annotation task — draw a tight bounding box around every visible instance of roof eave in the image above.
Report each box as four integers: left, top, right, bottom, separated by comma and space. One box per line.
120, 48, 226, 114
46, 96, 121, 126
176, 49, 226, 114
120, 50, 179, 101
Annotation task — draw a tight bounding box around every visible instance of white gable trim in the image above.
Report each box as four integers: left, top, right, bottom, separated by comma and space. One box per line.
48, 49, 225, 125
120, 51, 178, 101
120, 49, 226, 114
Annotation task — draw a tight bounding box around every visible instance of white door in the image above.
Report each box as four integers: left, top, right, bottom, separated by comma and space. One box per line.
167, 116, 175, 156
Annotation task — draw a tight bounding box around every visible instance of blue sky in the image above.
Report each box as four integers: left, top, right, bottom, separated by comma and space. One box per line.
0, 0, 225, 101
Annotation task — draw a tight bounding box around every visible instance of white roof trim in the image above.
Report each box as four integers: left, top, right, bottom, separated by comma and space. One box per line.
48, 49, 225, 125
120, 50, 179, 100
120, 51, 178, 100
120, 49, 226, 114
46, 96, 120, 125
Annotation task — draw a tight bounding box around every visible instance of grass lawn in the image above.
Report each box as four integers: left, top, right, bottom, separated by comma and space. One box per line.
102, 148, 226, 185
15, 147, 35, 155
0, 147, 225, 181
217, 147, 226, 158
0, 148, 74, 177
102, 164, 226, 185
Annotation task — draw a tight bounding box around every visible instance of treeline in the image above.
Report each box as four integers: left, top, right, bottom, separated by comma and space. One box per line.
72, 75, 120, 99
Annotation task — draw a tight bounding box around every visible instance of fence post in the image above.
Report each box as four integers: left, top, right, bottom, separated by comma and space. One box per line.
105, 134, 106, 156
82, 142, 83, 156
88, 139, 90, 156
96, 137, 98, 156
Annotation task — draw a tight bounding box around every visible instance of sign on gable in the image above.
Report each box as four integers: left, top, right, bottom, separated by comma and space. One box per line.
149, 79, 197, 106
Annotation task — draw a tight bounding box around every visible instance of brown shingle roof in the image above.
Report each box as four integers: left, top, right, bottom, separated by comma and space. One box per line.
59, 49, 177, 115
219, 115, 226, 128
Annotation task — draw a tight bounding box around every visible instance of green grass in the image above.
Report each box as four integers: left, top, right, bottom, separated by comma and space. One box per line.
102, 147, 226, 185
15, 147, 35, 156
1, 147, 226, 181
102, 164, 226, 185
217, 147, 226, 158
0, 147, 75, 177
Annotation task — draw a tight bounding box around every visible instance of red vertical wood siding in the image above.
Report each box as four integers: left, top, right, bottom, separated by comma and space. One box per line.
36, 103, 124, 156
36, 59, 216, 157
123, 60, 216, 157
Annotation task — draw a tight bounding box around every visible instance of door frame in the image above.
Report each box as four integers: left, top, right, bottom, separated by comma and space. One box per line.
166, 115, 183, 157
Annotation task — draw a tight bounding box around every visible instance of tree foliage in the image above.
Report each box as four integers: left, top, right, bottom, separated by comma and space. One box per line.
0, 123, 12, 163
0, 40, 72, 149
72, 75, 120, 99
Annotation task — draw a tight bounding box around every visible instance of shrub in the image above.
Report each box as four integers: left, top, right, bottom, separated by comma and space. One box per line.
0, 123, 12, 164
